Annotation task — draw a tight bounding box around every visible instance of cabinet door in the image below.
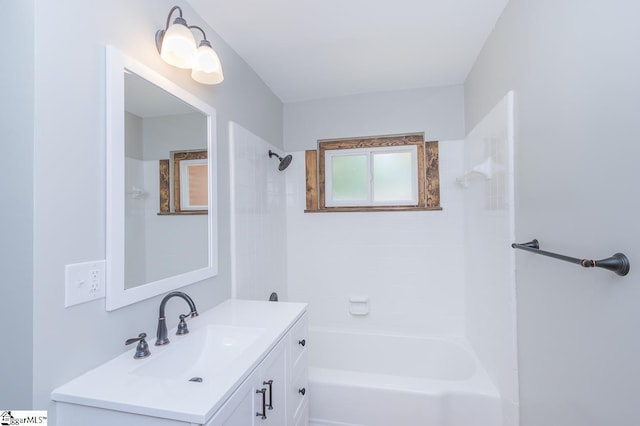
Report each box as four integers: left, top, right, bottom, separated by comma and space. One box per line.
206, 370, 259, 426
288, 314, 308, 370
256, 338, 287, 425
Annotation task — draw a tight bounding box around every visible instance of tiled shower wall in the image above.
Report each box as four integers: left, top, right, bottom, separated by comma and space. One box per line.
463, 92, 518, 426
230, 122, 288, 301
285, 142, 467, 336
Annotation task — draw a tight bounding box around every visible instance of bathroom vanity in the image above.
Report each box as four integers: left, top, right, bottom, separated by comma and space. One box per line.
52, 300, 308, 426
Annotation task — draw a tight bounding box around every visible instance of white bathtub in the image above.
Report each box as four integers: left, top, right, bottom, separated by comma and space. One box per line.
307, 327, 502, 426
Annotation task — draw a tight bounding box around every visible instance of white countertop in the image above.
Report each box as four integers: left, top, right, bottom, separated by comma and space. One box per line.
52, 299, 307, 424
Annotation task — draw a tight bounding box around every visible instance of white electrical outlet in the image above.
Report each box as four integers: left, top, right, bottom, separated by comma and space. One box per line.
65, 260, 106, 307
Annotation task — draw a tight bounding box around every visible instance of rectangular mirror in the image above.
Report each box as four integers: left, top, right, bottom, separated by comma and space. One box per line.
106, 46, 218, 310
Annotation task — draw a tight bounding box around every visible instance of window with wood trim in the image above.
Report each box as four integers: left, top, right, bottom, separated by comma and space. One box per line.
305, 133, 441, 212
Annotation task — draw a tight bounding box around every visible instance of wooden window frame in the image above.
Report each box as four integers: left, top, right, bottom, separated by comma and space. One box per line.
158, 149, 208, 215
305, 133, 441, 213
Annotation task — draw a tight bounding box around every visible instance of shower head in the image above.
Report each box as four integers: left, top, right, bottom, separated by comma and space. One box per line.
268, 150, 292, 171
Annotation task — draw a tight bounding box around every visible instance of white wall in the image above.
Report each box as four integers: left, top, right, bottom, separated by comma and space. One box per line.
283, 87, 467, 335
123, 112, 146, 287
0, 0, 34, 409
465, 1, 640, 425
286, 145, 465, 335
8, 0, 283, 419
463, 92, 518, 426
140, 113, 208, 285
229, 122, 288, 301
284, 85, 465, 151
124, 156, 146, 286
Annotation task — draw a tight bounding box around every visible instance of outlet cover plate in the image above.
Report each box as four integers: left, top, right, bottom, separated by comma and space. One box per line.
65, 260, 106, 307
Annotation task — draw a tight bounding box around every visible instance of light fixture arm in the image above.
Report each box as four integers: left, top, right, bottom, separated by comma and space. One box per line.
189, 25, 214, 49
155, 6, 188, 55
164, 6, 184, 31
189, 25, 208, 42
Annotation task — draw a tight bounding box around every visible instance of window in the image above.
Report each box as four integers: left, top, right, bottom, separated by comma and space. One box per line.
179, 158, 208, 210
158, 149, 208, 214
305, 133, 441, 212
325, 145, 418, 207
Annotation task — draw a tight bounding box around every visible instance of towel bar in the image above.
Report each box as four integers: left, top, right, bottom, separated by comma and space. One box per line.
511, 239, 630, 276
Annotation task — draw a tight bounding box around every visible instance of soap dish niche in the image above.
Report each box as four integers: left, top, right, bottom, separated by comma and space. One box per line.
349, 297, 369, 316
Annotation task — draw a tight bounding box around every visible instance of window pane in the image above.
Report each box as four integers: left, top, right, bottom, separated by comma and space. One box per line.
331, 155, 368, 201
187, 164, 208, 207
373, 151, 413, 202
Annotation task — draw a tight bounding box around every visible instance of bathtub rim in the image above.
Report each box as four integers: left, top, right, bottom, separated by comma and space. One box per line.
306, 325, 500, 396
307, 324, 476, 348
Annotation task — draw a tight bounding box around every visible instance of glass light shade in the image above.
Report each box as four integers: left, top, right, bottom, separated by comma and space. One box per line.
160, 21, 197, 69
191, 43, 224, 85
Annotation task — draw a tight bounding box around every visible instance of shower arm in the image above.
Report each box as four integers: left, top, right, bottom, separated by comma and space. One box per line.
511, 239, 630, 276
268, 150, 292, 171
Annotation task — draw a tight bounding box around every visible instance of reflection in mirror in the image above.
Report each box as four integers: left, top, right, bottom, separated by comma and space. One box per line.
124, 72, 208, 289
106, 46, 217, 310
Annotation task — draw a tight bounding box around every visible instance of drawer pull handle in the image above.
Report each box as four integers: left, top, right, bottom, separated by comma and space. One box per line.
256, 388, 267, 419
298, 387, 306, 396
298, 339, 306, 347
263, 380, 274, 410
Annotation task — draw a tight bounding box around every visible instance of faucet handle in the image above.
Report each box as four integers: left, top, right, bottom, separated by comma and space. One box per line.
125, 332, 151, 359
177, 314, 190, 335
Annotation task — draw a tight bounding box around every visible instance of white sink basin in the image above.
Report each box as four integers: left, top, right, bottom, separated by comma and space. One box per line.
52, 300, 308, 425
133, 325, 264, 381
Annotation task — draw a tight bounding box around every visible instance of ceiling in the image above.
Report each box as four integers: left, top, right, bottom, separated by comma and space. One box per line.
186, 0, 509, 103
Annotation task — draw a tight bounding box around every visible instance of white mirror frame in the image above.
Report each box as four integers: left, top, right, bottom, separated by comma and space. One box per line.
105, 45, 218, 311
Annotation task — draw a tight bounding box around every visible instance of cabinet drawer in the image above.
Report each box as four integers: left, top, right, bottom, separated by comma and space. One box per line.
291, 365, 308, 421
291, 348, 307, 385
288, 313, 308, 369
293, 397, 309, 426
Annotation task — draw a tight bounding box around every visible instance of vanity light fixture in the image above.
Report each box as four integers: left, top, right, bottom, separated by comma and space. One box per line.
155, 6, 224, 85
190, 27, 224, 85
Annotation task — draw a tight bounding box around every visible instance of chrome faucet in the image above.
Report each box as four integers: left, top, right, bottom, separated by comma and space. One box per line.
155, 291, 199, 346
